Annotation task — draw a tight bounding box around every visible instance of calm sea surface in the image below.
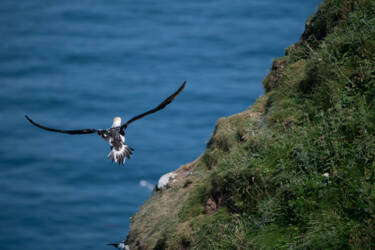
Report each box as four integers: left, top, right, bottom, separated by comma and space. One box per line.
0, 1, 321, 249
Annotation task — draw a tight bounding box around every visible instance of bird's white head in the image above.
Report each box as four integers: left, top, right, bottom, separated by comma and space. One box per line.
112, 117, 122, 127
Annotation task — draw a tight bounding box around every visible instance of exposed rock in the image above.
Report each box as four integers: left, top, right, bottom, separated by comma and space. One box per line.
204, 197, 217, 215
263, 58, 288, 92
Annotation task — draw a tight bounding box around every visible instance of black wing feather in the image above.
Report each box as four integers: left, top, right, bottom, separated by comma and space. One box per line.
25, 115, 98, 135
120, 81, 186, 130
107, 243, 119, 247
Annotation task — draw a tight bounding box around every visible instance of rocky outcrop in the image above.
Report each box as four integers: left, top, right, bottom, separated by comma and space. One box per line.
127, 1, 375, 248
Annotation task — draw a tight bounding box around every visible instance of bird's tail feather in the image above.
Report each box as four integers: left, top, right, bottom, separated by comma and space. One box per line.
107, 145, 134, 165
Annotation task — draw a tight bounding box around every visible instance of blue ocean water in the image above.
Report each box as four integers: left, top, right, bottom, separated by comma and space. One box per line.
0, 1, 322, 249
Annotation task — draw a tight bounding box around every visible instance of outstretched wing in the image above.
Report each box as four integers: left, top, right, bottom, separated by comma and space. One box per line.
120, 81, 186, 130
107, 243, 120, 248
25, 115, 98, 135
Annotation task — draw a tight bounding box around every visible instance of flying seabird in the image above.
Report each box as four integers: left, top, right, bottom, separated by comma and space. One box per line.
107, 240, 129, 249
25, 81, 186, 165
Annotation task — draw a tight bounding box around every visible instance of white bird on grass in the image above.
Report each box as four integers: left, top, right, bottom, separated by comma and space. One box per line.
107, 240, 129, 249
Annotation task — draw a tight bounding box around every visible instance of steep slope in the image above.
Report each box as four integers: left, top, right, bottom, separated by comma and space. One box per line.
128, 0, 375, 249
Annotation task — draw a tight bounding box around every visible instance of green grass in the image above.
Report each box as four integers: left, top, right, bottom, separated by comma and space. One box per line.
188, 1, 375, 248
128, 1, 375, 249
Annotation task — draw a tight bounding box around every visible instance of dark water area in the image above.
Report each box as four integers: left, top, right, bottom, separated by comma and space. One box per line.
0, 1, 321, 249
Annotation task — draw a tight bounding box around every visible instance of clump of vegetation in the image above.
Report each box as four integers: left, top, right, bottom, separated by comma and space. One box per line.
128, 1, 375, 249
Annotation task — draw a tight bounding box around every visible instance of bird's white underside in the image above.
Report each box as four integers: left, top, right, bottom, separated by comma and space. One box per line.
108, 135, 126, 163
118, 243, 126, 249
109, 242, 128, 249
108, 145, 126, 163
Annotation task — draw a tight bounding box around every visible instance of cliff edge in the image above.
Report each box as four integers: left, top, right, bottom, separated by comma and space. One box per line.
128, 1, 375, 248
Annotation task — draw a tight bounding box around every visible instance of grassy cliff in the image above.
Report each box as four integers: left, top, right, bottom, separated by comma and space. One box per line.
128, 0, 375, 248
